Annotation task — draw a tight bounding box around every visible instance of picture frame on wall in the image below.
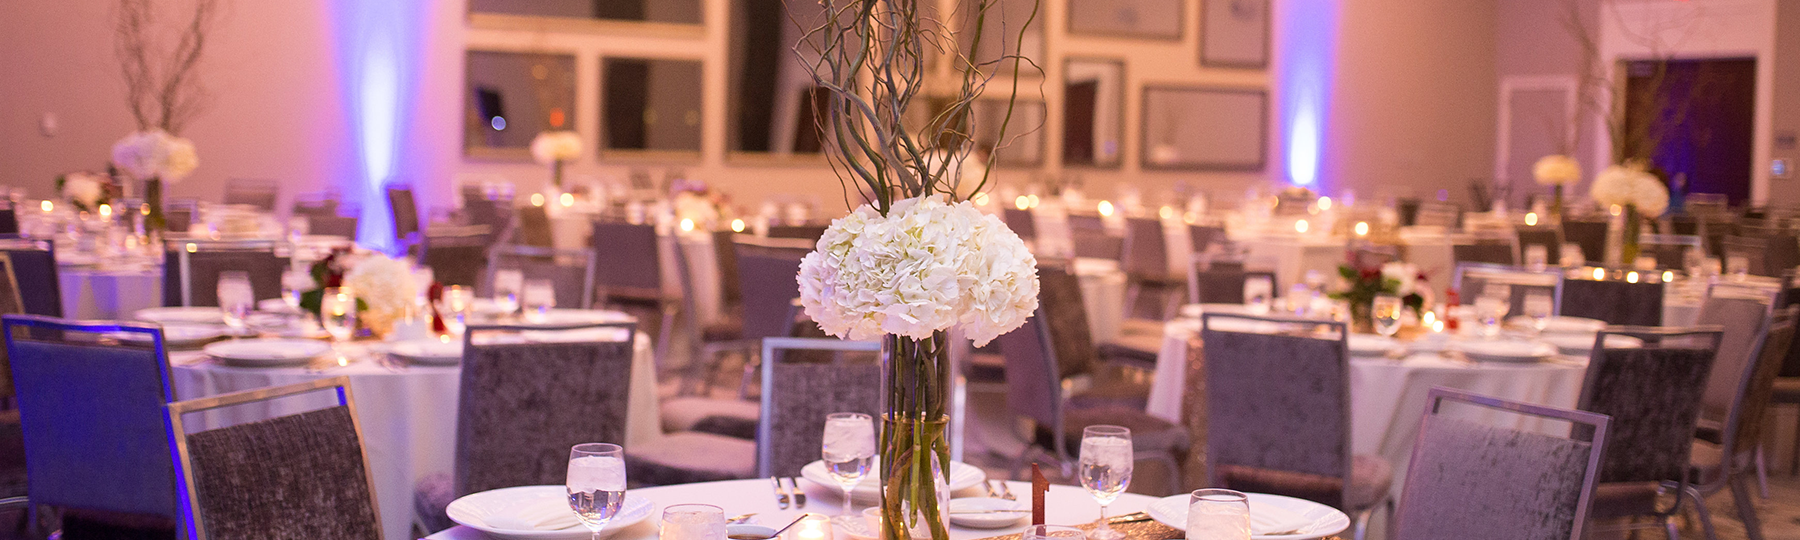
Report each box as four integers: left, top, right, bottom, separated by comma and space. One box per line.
1201, 0, 1270, 68
1140, 85, 1267, 170
1067, 0, 1183, 40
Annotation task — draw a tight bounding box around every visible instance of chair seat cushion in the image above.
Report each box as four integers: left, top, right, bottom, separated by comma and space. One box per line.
1069, 378, 1152, 411
1588, 482, 1663, 519
625, 432, 757, 486
1773, 377, 1800, 402
1097, 335, 1162, 370
413, 472, 455, 534
1215, 455, 1393, 511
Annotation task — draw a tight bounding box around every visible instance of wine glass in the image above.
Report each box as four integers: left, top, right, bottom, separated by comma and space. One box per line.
1078, 425, 1133, 540
1727, 255, 1750, 282
522, 279, 556, 321
440, 285, 474, 336
320, 287, 358, 343
217, 271, 254, 336
821, 412, 876, 517
1022, 525, 1086, 540
658, 504, 725, 540
567, 443, 628, 540
1523, 289, 1555, 335
1474, 285, 1510, 338
1186, 489, 1250, 540
493, 269, 524, 315
1371, 294, 1403, 339
1244, 275, 1272, 315
280, 267, 312, 313
1524, 245, 1549, 272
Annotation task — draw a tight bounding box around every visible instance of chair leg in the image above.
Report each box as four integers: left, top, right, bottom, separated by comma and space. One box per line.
1729, 475, 1765, 540
1685, 486, 1719, 540
656, 304, 677, 374
1754, 444, 1769, 499
1791, 411, 1800, 476
1663, 515, 1679, 540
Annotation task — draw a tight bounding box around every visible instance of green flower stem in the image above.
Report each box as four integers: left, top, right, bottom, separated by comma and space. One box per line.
881, 332, 951, 540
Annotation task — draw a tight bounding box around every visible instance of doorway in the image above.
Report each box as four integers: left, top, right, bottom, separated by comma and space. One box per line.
1621, 57, 1757, 206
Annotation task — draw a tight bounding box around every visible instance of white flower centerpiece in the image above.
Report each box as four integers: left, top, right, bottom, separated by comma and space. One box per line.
531, 130, 583, 190
1589, 161, 1669, 265
111, 130, 198, 232
56, 172, 113, 213
1533, 155, 1581, 219
342, 251, 422, 337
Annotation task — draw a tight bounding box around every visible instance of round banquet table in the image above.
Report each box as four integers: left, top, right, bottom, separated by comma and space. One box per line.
1144, 318, 1587, 502
58, 265, 162, 320
170, 331, 659, 540
422, 479, 1160, 540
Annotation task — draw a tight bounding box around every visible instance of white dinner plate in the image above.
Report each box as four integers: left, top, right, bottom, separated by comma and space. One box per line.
1345, 334, 1398, 357
202, 338, 332, 367
945, 497, 1027, 529
1506, 316, 1606, 335
390, 339, 464, 365
520, 309, 636, 326
256, 298, 300, 314
1542, 333, 1643, 355
135, 306, 224, 325
447, 485, 653, 540
801, 460, 986, 503
1146, 492, 1351, 540
1450, 339, 1558, 363
106, 323, 224, 347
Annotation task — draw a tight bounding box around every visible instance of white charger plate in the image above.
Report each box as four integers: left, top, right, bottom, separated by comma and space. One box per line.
447, 485, 653, 540
106, 323, 224, 347
1146, 492, 1351, 540
801, 460, 986, 503
945, 497, 1026, 529
390, 339, 464, 365
202, 338, 331, 367
1450, 339, 1558, 363
1345, 334, 1398, 357
135, 306, 224, 325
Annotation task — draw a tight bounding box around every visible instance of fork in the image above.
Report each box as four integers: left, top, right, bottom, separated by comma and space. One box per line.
788, 477, 807, 509
982, 479, 998, 498
997, 481, 1015, 501
771, 477, 790, 509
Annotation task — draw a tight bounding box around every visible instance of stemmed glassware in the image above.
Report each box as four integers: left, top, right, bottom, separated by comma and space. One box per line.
1523, 289, 1554, 335
821, 412, 876, 517
1473, 285, 1510, 338
280, 266, 311, 313
439, 285, 474, 337
1186, 489, 1250, 540
217, 271, 253, 336
522, 279, 556, 322
1243, 276, 1273, 315
567, 443, 628, 540
493, 269, 524, 316
1078, 425, 1133, 540
1371, 294, 1402, 339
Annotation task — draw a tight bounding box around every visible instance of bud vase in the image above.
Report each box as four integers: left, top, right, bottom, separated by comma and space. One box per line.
144, 177, 165, 232
879, 331, 951, 540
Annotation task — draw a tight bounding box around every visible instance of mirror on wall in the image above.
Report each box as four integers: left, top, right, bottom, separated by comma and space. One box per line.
602, 58, 704, 155
972, 99, 1047, 167
470, 0, 701, 25
464, 51, 577, 157
960, 0, 1043, 76
728, 0, 830, 156
1140, 85, 1267, 170
1062, 58, 1124, 168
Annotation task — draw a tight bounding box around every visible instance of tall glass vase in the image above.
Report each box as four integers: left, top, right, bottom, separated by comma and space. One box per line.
1621, 204, 1641, 267
879, 331, 951, 540
143, 177, 166, 233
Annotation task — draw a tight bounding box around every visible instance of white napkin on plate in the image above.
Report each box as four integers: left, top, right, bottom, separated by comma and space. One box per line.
483, 498, 583, 531
1249, 500, 1310, 536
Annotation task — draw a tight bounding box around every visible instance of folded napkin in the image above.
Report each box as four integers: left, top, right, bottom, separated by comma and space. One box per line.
1249, 500, 1311, 536
484, 497, 583, 531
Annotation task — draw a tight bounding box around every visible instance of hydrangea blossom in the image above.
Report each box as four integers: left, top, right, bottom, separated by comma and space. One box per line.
531, 130, 584, 164
111, 130, 198, 183
798, 195, 1039, 346
1532, 155, 1581, 186
1590, 163, 1669, 215
343, 252, 420, 337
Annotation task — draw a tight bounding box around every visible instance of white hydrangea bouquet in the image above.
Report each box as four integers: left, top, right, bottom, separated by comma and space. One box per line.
55, 172, 113, 213
342, 251, 421, 337
1533, 155, 1581, 218
1589, 161, 1669, 265
531, 130, 583, 189
110, 130, 199, 231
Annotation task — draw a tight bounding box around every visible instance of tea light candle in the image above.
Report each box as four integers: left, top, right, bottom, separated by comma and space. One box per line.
792, 515, 831, 540
1524, 212, 1538, 226
1158, 205, 1174, 220
679, 218, 695, 232
1294, 219, 1309, 234
98, 204, 112, 218
1096, 200, 1114, 217
1353, 221, 1369, 237
1015, 196, 1029, 210
730, 219, 745, 232
529, 193, 546, 207
39, 200, 52, 213
559, 193, 574, 207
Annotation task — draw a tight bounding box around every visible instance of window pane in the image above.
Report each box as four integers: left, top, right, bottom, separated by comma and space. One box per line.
602, 58, 703, 152
470, 0, 701, 24
465, 51, 577, 152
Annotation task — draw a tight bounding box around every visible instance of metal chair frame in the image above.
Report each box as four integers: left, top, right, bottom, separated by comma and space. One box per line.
1450, 262, 1565, 316
483, 243, 599, 310
754, 337, 882, 477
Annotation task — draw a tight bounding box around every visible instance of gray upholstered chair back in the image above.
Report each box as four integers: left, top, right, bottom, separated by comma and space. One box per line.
3, 315, 178, 517
1724, 307, 1797, 459
1452, 242, 1517, 266
1072, 233, 1123, 260
1562, 219, 1610, 263
0, 239, 64, 317
1722, 236, 1771, 276
1121, 217, 1170, 279
1577, 326, 1722, 486
1187, 267, 1277, 305
485, 245, 597, 310
767, 224, 828, 241
306, 215, 360, 239
222, 179, 279, 211
1695, 292, 1773, 417
1639, 234, 1703, 270
1035, 264, 1096, 378
1002, 208, 1036, 240
1451, 263, 1563, 317
1558, 278, 1663, 327
387, 184, 420, 242
1067, 213, 1105, 234
162, 241, 290, 307
592, 221, 664, 301
167, 377, 380, 540
1517, 228, 1563, 265
454, 322, 638, 495
517, 204, 555, 248
735, 244, 809, 342
423, 228, 493, 288
756, 337, 882, 477
1189, 225, 1226, 254
1393, 388, 1608, 540
712, 231, 742, 308
1201, 313, 1351, 508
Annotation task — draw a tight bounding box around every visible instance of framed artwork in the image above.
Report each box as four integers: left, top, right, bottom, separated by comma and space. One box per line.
1201, 0, 1270, 68
1067, 0, 1183, 40
1140, 85, 1267, 170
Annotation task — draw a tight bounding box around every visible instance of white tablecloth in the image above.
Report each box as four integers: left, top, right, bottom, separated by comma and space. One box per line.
550, 215, 721, 326
58, 266, 162, 320
170, 333, 659, 540
1072, 258, 1128, 343
1236, 236, 1347, 292
424, 478, 1161, 540
1147, 319, 1588, 501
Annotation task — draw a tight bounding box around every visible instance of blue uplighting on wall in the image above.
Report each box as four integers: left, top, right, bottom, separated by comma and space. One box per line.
333, 0, 422, 254
1278, 0, 1339, 188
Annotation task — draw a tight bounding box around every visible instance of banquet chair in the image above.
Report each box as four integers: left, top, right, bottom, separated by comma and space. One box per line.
1391, 388, 1608, 540
996, 283, 1185, 491
1451, 262, 1562, 317
290, 194, 340, 218
515, 204, 555, 248
166, 377, 380, 540
1185, 254, 1277, 305
590, 221, 678, 369
1122, 217, 1186, 320
387, 184, 421, 253
483, 244, 596, 310
0, 256, 23, 507
1068, 213, 1106, 234
1517, 227, 1564, 266
1559, 277, 1664, 327
1200, 312, 1391, 540
164, 199, 198, 233
1687, 301, 1796, 540
221, 178, 279, 211
1002, 208, 1037, 241
754, 337, 882, 477
1640, 234, 1704, 270
422, 226, 492, 289
672, 232, 748, 395
1574, 326, 1724, 539
303, 214, 359, 239
1188, 225, 1227, 256
415, 321, 642, 534
161, 240, 289, 307
1722, 236, 1772, 277
0, 239, 62, 317
766, 224, 828, 241
3, 315, 182, 538
1672, 214, 1701, 236
1451, 241, 1516, 267
1562, 219, 1610, 264
1072, 232, 1123, 261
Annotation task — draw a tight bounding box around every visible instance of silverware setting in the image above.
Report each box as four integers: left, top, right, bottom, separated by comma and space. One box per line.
787, 477, 806, 509
771, 476, 790, 509
726, 513, 756, 524
996, 481, 1015, 500
1106, 512, 1153, 524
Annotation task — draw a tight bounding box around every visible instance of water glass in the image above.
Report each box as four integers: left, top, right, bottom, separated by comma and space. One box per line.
522, 279, 556, 320
1186, 489, 1250, 540
1243, 276, 1272, 315
217, 271, 254, 334
320, 287, 358, 343
1727, 255, 1750, 281
281, 267, 312, 312
659, 504, 726, 540
1286, 284, 1313, 317
1474, 287, 1510, 338
1021, 525, 1085, 540
440, 285, 474, 336
1559, 244, 1586, 268
568, 443, 627, 540
493, 269, 524, 315
1524, 245, 1548, 272
1371, 294, 1402, 338
1523, 290, 1554, 334
1079, 425, 1133, 540
821, 412, 876, 516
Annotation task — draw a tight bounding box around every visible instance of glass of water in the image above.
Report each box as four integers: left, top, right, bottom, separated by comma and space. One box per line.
821, 412, 876, 517
1523, 289, 1555, 335
1474, 285, 1510, 338
658, 504, 725, 540
1244, 275, 1273, 315
280, 267, 312, 313
320, 287, 358, 343
568, 443, 627, 540
493, 269, 524, 315
440, 285, 474, 336
217, 271, 254, 335
1524, 245, 1549, 272
1727, 255, 1750, 281
1371, 294, 1403, 338
1186, 489, 1250, 540
1022, 525, 1086, 540
1079, 425, 1133, 540
522, 279, 556, 321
